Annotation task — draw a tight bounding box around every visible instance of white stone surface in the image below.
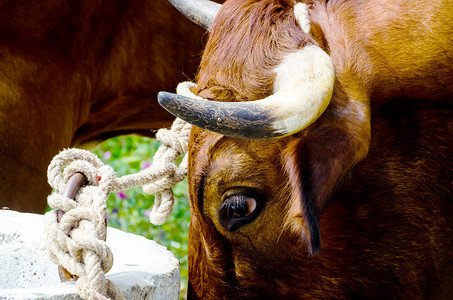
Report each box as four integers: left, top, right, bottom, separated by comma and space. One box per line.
0, 210, 180, 299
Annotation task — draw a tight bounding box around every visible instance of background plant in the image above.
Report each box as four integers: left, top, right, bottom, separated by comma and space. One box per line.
92, 136, 190, 299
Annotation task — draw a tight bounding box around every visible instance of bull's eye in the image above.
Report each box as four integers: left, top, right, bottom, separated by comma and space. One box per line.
218, 191, 264, 232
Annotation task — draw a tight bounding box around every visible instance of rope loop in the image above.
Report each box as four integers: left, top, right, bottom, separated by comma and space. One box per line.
48, 149, 105, 192
45, 82, 193, 299
157, 128, 185, 154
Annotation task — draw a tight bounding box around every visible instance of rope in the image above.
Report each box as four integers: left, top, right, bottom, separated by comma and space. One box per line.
45, 160, 120, 299
142, 81, 198, 224
45, 82, 195, 300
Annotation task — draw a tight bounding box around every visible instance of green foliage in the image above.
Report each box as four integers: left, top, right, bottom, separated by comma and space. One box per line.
92, 136, 190, 299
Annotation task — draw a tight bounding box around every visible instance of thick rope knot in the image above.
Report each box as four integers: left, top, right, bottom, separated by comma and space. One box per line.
142, 117, 192, 225
156, 119, 190, 154
45, 149, 120, 300
45, 111, 192, 299
138, 82, 194, 225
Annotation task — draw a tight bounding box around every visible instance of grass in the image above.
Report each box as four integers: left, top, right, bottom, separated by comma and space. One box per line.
92, 135, 190, 299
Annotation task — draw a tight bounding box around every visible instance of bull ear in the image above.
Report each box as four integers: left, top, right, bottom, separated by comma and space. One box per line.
284, 138, 322, 255
283, 100, 371, 255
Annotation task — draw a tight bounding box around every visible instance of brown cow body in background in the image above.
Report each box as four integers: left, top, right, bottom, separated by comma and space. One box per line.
159, 0, 453, 298
0, 0, 223, 213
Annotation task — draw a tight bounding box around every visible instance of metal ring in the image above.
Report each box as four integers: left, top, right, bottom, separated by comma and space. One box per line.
57, 172, 87, 282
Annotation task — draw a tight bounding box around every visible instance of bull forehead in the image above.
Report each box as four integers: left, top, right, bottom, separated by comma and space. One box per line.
205, 137, 285, 191
190, 131, 287, 190
188, 129, 296, 241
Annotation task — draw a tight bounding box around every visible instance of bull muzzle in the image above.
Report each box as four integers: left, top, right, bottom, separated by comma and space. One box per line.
158, 45, 335, 140
167, 0, 221, 30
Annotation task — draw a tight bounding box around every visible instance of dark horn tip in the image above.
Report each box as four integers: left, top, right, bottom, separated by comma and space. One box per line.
157, 91, 174, 108
157, 91, 191, 118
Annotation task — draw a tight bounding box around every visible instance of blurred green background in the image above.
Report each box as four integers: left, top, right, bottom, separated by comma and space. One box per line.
92, 135, 190, 299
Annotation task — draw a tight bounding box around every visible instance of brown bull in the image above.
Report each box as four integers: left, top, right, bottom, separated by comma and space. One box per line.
160, 0, 453, 298
0, 0, 225, 213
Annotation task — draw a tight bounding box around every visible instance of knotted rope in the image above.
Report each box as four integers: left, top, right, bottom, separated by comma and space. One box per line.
45, 82, 196, 300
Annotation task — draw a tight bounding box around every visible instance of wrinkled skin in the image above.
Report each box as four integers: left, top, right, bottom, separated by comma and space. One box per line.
0, 0, 223, 213
184, 0, 453, 298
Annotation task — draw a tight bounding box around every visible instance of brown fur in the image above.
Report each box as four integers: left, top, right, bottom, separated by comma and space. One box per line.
194, 0, 310, 100
186, 0, 453, 298
0, 0, 224, 213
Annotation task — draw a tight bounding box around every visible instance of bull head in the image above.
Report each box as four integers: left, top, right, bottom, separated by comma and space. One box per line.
163, 0, 371, 297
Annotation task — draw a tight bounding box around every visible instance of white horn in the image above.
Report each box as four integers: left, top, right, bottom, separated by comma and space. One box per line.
168, 0, 221, 31
158, 45, 335, 140
268, 45, 335, 137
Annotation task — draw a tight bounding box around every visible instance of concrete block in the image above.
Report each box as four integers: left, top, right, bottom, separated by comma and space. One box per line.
0, 210, 180, 300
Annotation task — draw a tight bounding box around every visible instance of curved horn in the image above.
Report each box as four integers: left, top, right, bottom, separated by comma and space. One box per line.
168, 0, 221, 31
158, 45, 335, 140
